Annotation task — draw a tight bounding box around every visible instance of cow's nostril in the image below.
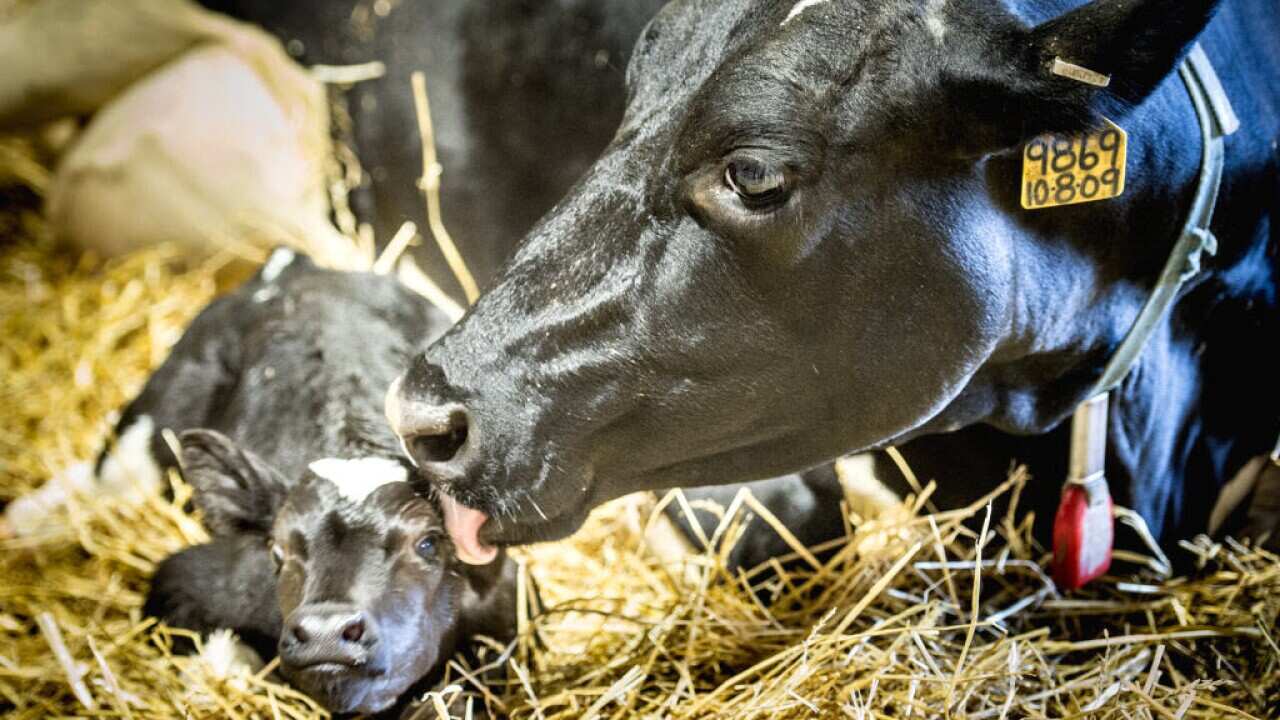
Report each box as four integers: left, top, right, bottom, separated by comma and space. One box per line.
291, 623, 310, 644
340, 618, 365, 644
406, 408, 469, 464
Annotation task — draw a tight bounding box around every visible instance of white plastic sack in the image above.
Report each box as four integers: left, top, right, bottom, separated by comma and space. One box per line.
46, 43, 356, 263
0, 0, 234, 129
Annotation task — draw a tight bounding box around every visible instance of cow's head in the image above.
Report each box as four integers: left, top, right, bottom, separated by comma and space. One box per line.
180, 430, 511, 714
388, 0, 1221, 562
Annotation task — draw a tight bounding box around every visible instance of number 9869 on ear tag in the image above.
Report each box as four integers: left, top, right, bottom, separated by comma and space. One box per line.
1021, 118, 1127, 210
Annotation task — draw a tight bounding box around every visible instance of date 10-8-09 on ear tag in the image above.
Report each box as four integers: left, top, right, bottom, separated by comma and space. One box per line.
1021, 118, 1127, 210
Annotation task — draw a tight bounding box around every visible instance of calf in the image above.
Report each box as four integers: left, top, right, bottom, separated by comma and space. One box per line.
386, 0, 1280, 562
65, 247, 512, 713
147, 429, 514, 714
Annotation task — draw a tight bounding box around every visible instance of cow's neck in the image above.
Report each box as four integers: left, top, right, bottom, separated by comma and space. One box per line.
1103, 252, 1277, 540
961, 34, 1278, 537
1090, 28, 1279, 537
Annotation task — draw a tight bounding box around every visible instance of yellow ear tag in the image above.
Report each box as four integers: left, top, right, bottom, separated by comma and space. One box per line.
1021, 118, 1127, 210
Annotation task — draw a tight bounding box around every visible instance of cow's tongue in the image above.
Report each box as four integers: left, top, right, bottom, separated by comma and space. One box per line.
439, 491, 498, 565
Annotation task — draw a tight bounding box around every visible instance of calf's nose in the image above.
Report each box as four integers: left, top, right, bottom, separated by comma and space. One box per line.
280, 606, 376, 668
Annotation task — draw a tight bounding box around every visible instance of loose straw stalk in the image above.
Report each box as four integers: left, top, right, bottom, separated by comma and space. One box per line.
411, 70, 480, 306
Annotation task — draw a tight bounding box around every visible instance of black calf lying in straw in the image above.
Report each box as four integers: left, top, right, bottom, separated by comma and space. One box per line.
148, 433, 515, 714
93, 248, 513, 714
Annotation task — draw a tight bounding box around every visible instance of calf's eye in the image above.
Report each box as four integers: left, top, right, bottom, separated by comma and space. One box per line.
724, 154, 788, 209
415, 534, 440, 560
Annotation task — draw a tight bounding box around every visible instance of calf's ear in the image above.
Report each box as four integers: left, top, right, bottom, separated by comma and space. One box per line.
956, 0, 1221, 154
178, 429, 288, 537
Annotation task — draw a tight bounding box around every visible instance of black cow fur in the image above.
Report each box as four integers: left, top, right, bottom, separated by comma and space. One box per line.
388, 0, 1279, 562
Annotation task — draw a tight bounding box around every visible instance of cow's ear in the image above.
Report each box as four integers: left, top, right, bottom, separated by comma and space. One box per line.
1023, 0, 1220, 106
179, 429, 288, 537
956, 0, 1220, 155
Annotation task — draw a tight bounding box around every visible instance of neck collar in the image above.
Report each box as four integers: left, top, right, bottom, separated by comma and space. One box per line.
1054, 43, 1237, 590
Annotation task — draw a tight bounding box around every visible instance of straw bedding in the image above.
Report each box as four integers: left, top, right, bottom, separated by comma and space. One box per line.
2, 134, 1279, 719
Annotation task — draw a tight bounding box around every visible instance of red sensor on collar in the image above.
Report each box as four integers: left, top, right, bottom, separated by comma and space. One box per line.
1052, 478, 1114, 590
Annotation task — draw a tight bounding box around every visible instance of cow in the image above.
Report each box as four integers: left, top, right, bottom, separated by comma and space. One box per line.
385, 0, 1280, 567
70, 247, 510, 714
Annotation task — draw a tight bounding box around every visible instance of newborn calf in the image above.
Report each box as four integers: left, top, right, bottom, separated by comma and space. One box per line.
148, 429, 514, 714
65, 247, 517, 713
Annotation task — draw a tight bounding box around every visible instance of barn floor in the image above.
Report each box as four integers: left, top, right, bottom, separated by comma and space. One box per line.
2, 134, 1279, 719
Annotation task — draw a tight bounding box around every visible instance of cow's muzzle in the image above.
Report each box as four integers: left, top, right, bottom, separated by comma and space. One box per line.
385, 376, 498, 565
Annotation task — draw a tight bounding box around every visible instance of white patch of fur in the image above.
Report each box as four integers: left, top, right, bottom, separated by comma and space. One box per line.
643, 511, 696, 562
309, 457, 407, 504
3, 462, 93, 537
3, 416, 164, 539
98, 415, 165, 500
626, 499, 699, 585
835, 454, 902, 520
199, 629, 264, 678
184, 630, 262, 706
259, 247, 296, 283
835, 454, 916, 556
251, 285, 279, 303
924, 0, 947, 43
782, 0, 828, 26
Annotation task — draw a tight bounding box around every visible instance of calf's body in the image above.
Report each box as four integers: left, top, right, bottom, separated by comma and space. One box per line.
122, 252, 514, 714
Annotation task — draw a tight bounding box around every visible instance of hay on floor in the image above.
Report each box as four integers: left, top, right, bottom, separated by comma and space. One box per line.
2, 134, 1278, 720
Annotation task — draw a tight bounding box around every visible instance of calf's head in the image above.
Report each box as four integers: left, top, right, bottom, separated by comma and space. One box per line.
180, 430, 511, 714
389, 0, 1222, 561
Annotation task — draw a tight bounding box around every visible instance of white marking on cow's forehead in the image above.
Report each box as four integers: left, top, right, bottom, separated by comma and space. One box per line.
782, 0, 829, 26
252, 286, 279, 303
924, 0, 947, 43
259, 247, 296, 283
308, 457, 407, 504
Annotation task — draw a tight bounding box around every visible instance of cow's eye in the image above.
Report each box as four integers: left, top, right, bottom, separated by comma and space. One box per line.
269, 541, 285, 573
724, 154, 788, 209
415, 534, 441, 560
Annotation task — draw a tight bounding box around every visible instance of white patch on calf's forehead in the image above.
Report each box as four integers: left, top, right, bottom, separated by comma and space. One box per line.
782, 0, 828, 25
308, 457, 408, 504
259, 247, 296, 283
